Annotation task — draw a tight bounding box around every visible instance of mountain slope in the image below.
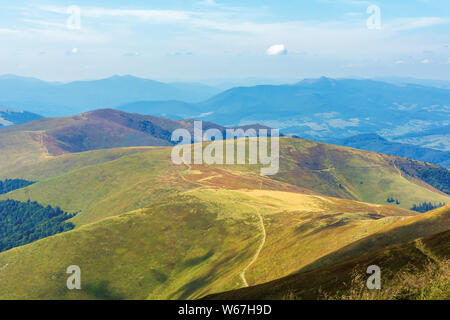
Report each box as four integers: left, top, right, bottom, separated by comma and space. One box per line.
0, 185, 423, 300
0, 136, 448, 299
206, 229, 450, 300
0, 109, 271, 176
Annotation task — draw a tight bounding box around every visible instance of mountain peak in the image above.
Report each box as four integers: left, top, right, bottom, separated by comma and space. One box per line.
297, 76, 337, 86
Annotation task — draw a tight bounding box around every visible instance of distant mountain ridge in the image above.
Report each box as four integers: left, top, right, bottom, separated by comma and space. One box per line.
0, 75, 221, 117
2, 75, 450, 154
0, 108, 42, 127
195, 77, 450, 150
330, 133, 450, 168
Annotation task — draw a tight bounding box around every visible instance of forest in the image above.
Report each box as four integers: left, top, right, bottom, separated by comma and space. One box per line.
0, 179, 35, 195
0, 199, 75, 252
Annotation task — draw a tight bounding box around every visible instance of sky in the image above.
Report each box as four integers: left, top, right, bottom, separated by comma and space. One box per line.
0, 0, 449, 83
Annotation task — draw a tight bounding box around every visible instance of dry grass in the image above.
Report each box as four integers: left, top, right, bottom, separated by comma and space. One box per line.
320, 258, 449, 300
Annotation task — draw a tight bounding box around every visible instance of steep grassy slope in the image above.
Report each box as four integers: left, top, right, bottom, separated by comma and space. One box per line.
206, 207, 450, 300
0, 138, 448, 299
0, 188, 423, 300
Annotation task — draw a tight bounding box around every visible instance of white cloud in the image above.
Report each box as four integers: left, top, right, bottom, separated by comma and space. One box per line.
421, 58, 431, 64
123, 52, 139, 57
201, 0, 218, 6
266, 44, 287, 56
395, 60, 405, 65
327, 118, 360, 128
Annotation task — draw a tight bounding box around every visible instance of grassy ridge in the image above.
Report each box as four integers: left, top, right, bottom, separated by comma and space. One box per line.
0, 137, 448, 299
1, 188, 444, 300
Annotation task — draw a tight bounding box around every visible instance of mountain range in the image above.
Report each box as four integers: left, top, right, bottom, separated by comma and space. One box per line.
196, 77, 450, 148
0, 74, 220, 117
2, 75, 449, 154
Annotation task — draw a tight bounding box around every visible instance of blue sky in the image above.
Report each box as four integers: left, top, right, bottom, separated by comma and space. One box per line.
0, 0, 449, 83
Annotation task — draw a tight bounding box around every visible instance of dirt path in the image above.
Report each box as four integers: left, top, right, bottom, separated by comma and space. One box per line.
179, 163, 267, 288
239, 208, 266, 287
178, 163, 210, 187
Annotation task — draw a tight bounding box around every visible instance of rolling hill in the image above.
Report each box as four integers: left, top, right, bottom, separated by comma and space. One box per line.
0, 153, 448, 299
0, 109, 271, 176
0, 112, 448, 299
0, 176, 441, 300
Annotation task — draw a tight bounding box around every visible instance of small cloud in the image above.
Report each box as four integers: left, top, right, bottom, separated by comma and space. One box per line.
167, 51, 193, 56
266, 44, 287, 56
201, 0, 218, 5
421, 58, 431, 64
66, 47, 79, 55
198, 111, 214, 117
395, 60, 405, 65
123, 52, 139, 57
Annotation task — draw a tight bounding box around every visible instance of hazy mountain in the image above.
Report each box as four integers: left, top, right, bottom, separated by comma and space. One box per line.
390, 125, 450, 152
0, 75, 220, 116
329, 133, 450, 168
116, 100, 199, 120
374, 76, 450, 89
197, 77, 450, 145
0, 108, 43, 127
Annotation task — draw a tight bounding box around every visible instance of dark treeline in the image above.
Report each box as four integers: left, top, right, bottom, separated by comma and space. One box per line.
0, 199, 75, 252
410, 202, 446, 213
0, 179, 35, 195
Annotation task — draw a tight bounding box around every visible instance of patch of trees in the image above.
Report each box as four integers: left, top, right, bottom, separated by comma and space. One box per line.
415, 166, 450, 195
410, 202, 446, 213
0, 199, 75, 252
395, 159, 450, 195
0, 179, 35, 195
386, 197, 401, 205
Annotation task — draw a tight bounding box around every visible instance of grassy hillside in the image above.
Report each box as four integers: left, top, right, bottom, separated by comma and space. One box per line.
269, 138, 449, 209
0, 187, 427, 300
206, 207, 450, 300
1, 138, 448, 227
0, 135, 448, 299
